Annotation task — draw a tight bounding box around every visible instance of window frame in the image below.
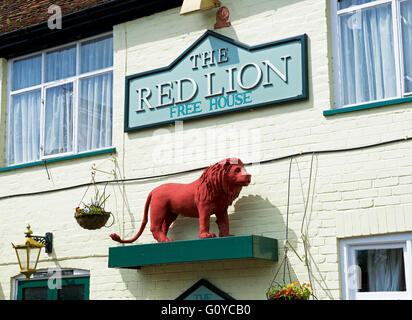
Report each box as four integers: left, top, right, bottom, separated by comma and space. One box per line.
340, 233, 412, 300
13, 269, 90, 300
330, 0, 412, 109
6, 32, 113, 166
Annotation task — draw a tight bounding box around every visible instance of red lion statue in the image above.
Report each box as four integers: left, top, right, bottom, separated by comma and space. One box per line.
110, 158, 251, 243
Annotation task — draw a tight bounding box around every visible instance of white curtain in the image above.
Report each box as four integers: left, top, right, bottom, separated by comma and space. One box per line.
401, 0, 412, 93
78, 72, 113, 152
44, 83, 73, 156
6, 90, 41, 165
80, 36, 113, 74
12, 55, 41, 91
46, 46, 76, 82
339, 3, 397, 106
367, 249, 405, 292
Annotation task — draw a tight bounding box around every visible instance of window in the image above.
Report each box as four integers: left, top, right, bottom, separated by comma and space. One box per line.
331, 0, 412, 108
14, 269, 90, 300
340, 233, 412, 299
6, 34, 113, 166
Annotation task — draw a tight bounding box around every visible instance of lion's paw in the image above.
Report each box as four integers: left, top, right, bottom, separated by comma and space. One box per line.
199, 232, 217, 239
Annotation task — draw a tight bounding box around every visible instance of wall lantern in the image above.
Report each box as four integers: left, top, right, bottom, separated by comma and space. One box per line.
12, 225, 53, 280
180, 0, 221, 15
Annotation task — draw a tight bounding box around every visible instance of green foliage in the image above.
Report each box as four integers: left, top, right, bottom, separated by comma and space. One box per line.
75, 189, 110, 217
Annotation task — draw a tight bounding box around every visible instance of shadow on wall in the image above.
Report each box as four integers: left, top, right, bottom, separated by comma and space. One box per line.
232, 195, 300, 287
170, 195, 333, 299
167, 194, 294, 241
166, 195, 302, 291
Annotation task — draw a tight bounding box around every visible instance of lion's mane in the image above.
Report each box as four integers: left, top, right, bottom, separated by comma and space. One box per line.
196, 158, 244, 205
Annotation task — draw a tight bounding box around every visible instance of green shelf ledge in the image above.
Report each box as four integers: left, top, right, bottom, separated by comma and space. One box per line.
108, 235, 278, 269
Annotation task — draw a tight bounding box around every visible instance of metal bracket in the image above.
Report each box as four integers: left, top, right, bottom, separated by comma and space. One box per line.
27, 232, 53, 254
91, 163, 116, 177
283, 239, 306, 265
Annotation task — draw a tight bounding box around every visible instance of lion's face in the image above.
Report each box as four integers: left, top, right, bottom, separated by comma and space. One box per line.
197, 158, 251, 203
226, 162, 251, 187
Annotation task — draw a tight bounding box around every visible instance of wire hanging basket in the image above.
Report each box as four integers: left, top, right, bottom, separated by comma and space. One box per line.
74, 172, 114, 230
75, 211, 112, 230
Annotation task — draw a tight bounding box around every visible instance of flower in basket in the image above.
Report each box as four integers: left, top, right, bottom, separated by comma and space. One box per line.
267, 282, 311, 300
75, 189, 111, 218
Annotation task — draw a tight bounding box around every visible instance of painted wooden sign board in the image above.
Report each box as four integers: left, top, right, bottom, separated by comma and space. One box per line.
125, 30, 308, 131
176, 279, 234, 300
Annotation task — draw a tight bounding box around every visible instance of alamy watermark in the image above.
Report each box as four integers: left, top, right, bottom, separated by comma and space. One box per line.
346, 10, 362, 30
151, 121, 262, 174
346, 265, 362, 290
48, 4, 62, 30
47, 268, 62, 290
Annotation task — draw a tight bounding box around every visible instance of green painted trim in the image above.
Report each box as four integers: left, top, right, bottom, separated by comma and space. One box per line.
108, 235, 278, 269
323, 96, 412, 116
17, 279, 53, 300
17, 276, 90, 300
0, 148, 116, 173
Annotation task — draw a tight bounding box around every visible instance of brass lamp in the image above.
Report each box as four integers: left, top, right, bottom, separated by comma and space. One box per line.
12, 225, 53, 280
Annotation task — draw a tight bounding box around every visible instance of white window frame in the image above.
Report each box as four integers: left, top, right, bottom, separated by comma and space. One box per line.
6, 32, 113, 165
330, 0, 412, 109
340, 233, 412, 300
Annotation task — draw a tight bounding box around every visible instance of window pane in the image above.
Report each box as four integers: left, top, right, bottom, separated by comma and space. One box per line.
80, 36, 113, 73
22, 287, 48, 300
44, 83, 74, 156
339, 0, 376, 10
356, 248, 406, 292
12, 55, 41, 91
58, 284, 85, 300
6, 90, 41, 165
46, 45, 76, 82
78, 72, 113, 152
339, 3, 396, 106
401, 0, 412, 94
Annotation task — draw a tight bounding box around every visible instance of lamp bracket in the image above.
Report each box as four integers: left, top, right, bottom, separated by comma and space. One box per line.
26, 232, 53, 254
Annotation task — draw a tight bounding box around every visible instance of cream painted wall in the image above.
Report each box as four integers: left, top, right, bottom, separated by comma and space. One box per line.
1, 0, 412, 300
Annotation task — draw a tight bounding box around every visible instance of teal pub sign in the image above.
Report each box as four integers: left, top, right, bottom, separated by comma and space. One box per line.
125, 30, 308, 131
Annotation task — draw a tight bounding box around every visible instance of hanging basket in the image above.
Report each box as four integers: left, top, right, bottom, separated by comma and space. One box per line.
75, 174, 114, 230
266, 282, 312, 300
75, 212, 112, 230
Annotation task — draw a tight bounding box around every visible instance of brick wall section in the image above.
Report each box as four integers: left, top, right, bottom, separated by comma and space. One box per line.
0, 0, 113, 34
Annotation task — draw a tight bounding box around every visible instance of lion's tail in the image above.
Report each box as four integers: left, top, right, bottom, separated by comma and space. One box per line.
109, 192, 152, 244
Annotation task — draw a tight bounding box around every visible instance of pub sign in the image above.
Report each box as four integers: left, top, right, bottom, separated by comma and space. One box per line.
125, 30, 308, 131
